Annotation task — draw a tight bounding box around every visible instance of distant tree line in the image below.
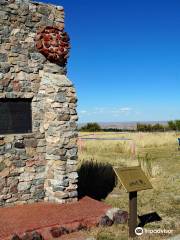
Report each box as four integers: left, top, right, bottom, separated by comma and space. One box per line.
79, 122, 101, 132
79, 120, 180, 132
137, 120, 180, 132
79, 123, 135, 132
167, 120, 180, 131
137, 123, 165, 132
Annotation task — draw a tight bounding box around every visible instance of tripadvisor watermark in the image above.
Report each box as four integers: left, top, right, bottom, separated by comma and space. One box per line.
135, 227, 174, 236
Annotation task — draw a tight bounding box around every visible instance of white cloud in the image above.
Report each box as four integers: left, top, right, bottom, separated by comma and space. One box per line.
78, 106, 132, 116
119, 107, 132, 112
79, 110, 88, 114
110, 107, 132, 115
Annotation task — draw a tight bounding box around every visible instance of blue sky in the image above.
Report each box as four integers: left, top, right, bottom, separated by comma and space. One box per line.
40, 0, 180, 123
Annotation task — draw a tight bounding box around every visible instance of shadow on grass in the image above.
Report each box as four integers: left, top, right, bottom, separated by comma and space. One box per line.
138, 212, 162, 227
77, 160, 117, 200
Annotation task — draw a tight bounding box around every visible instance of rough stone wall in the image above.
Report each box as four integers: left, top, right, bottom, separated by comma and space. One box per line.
0, 0, 78, 206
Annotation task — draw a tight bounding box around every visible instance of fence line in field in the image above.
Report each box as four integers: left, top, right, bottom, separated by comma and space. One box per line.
77, 135, 137, 160
78, 137, 132, 141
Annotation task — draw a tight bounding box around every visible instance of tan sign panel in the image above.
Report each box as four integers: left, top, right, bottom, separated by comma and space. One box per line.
114, 166, 153, 192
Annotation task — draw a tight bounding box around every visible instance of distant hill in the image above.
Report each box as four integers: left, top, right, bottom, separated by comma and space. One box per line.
78, 121, 168, 130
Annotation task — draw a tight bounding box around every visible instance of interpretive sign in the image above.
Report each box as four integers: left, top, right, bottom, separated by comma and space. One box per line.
114, 166, 152, 192
114, 166, 153, 238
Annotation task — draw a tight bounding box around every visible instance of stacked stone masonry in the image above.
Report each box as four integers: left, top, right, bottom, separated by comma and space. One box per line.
0, 0, 78, 206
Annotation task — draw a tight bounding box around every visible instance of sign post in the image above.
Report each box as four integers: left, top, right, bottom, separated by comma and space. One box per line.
129, 191, 137, 237
114, 166, 153, 238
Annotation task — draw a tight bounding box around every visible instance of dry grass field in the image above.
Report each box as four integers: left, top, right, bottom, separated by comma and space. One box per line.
78, 132, 180, 240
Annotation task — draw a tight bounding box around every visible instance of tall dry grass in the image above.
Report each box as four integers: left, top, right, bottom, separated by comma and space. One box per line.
78, 132, 178, 169
77, 131, 180, 239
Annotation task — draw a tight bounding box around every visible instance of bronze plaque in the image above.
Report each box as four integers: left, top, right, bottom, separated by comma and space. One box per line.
114, 166, 153, 192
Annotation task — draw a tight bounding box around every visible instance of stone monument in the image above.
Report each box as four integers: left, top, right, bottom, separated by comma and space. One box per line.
0, 0, 78, 206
